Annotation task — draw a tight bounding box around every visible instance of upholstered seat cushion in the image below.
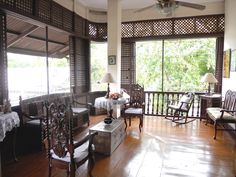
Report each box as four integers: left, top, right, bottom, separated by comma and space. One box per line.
72, 107, 88, 114
124, 108, 143, 114
168, 104, 188, 112
206, 107, 235, 121
51, 142, 95, 163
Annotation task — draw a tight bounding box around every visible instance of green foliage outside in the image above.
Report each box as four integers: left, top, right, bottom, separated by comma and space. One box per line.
90, 42, 107, 91
136, 38, 216, 92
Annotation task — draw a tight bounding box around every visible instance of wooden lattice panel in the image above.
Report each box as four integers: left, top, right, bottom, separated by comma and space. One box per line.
37, 0, 51, 23
174, 18, 195, 35
122, 23, 134, 38
88, 23, 97, 39
196, 16, 218, 34
97, 24, 107, 40
134, 21, 153, 37
152, 20, 172, 36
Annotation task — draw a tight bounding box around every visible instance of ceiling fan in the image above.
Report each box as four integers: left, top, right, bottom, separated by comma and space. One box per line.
135, 0, 206, 15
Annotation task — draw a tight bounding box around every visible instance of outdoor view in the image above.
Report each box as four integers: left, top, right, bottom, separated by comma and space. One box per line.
136, 38, 216, 92
8, 53, 70, 105
7, 38, 216, 105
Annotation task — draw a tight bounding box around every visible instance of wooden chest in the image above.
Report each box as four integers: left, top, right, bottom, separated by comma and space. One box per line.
89, 118, 125, 155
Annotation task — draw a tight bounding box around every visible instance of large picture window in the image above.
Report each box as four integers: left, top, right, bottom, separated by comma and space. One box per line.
8, 53, 70, 105
136, 38, 216, 92
90, 42, 107, 91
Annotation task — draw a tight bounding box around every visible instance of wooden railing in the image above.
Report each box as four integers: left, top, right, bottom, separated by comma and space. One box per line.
144, 91, 204, 118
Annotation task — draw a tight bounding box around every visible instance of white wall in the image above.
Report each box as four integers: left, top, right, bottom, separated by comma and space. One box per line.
223, 0, 236, 94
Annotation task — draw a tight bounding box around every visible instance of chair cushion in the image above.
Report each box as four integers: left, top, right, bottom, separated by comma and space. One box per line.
26, 119, 41, 125
72, 108, 88, 114
51, 141, 90, 163
206, 107, 235, 121
177, 95, 191, 109
125, 108, 143, 114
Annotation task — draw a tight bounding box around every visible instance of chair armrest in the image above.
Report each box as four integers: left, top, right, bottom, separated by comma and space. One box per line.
73, 100, 91, 108
74, 131, 98, 149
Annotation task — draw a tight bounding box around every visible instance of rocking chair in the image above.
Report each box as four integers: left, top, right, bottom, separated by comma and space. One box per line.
165, 92, 195, 124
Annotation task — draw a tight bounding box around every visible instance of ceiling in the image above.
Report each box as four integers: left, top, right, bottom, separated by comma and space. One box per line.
78, 0, 224, 10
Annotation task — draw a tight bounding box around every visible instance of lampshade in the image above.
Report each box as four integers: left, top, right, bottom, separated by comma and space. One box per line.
101, 73, 115, 83
200, 73, 218, 84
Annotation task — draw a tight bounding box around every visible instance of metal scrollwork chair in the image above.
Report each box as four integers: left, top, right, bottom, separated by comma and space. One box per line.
165, 92, 195, 124
122, 84, 145, 132
44, 102, 97, 177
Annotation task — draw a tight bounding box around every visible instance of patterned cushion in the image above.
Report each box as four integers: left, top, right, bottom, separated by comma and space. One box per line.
207, 107, 235, 121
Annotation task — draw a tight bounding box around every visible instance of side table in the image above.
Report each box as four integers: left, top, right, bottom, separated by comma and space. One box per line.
199, 94, 222, 121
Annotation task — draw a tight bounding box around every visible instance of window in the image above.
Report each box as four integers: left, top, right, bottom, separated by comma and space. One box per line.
8, 53, 47, 105
136, 38, 216, 92
90, 42, 107, 91
48, 58, 70, 93
8, 53, 70, 106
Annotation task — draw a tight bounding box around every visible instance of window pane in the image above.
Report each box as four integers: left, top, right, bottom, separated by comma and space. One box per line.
163, 38, 216, 92
90, 42, 107, 91
49, 57, 70, 93
8, 53, 47, 106
136, 41, 163, 91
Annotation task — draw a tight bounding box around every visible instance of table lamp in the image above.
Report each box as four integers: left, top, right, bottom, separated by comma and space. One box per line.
200, 73, 218, 95
101, 73, 115, 99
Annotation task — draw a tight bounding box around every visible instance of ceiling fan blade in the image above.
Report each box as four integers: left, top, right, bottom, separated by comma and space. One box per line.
176, 1, 206, 10
134, 4, 156, 13
89, 9, 107, 15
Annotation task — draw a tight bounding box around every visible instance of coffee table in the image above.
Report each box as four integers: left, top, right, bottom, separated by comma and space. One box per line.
89, 118, 125, 155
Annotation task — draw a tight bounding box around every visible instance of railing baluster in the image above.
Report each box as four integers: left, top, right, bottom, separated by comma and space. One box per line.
144, 91, 204, 118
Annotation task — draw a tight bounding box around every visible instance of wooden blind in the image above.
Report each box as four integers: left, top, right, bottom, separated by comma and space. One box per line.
121, 42, 136, 92
0, 11, 8, 104
215, 37, 224, 93
69, 36, 90, 94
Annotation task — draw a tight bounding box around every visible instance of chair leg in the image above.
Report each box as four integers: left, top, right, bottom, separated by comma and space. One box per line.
139, 116, 143, 132
214, 121, 217, 140
124, 116, 128, 131
129, 116, 131, 127
185, 113, 188, 123
48, 160, 52, 177
88, 154, 95, 177
165, 108, 169, 119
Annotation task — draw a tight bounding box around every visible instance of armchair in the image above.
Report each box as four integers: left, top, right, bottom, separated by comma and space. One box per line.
122, 84, 144, 132
165, 92, 195, 124
44, 102, 97, 177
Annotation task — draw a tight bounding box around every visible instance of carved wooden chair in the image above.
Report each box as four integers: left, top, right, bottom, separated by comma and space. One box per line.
165, 92, 195, 124
122, 84, 144, 132
44, 102, 97, 177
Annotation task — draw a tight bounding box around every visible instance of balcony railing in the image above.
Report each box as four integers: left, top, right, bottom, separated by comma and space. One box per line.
144, 91, 203, 118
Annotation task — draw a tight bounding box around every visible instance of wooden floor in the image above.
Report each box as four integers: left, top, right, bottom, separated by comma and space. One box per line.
2, 115, 236, 177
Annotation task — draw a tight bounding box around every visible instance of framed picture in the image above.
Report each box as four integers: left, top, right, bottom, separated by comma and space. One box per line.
230, 49, 236, 72
108, 55, 116, 65
223, 49, 231, 78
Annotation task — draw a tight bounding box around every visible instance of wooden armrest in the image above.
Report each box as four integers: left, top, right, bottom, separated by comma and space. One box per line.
74, 131, 98, 149
73, 100, 91, 108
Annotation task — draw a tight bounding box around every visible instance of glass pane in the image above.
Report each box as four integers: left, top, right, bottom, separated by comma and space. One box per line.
48, 57, 70, 93
163, 38, 216, 92
136, 41, 163, 91
8, 53, 47, 106
90, 42, 107, 91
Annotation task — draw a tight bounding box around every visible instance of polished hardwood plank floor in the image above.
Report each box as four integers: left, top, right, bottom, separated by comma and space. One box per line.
2, 115, 236, 177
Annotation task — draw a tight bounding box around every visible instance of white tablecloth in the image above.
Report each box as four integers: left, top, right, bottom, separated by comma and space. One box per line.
0, 112, 20, 142
94, 97, 127, 110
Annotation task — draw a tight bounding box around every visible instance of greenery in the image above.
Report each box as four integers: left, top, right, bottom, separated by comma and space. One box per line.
136, 38, 216, 92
